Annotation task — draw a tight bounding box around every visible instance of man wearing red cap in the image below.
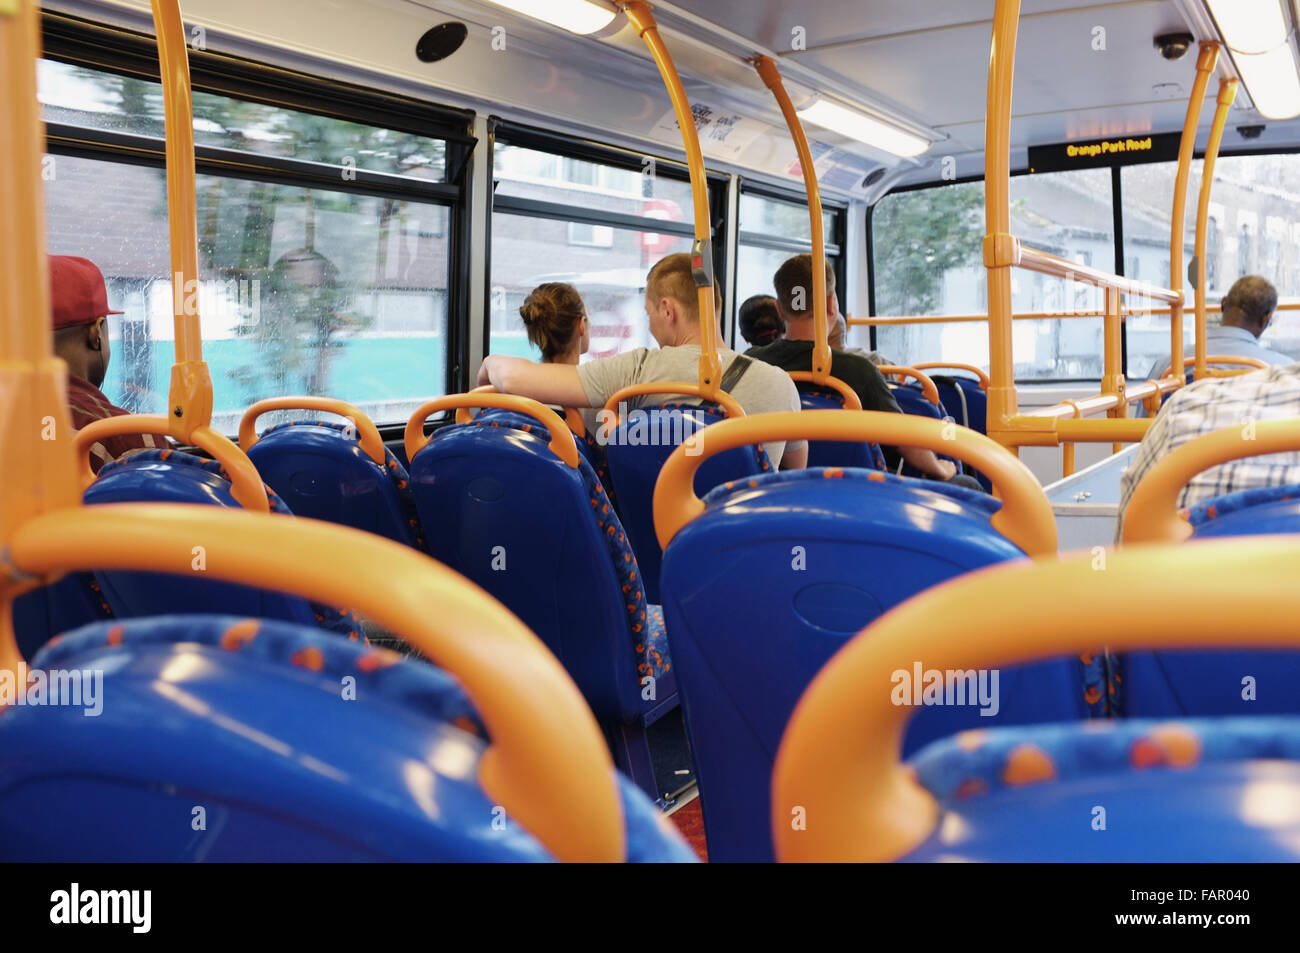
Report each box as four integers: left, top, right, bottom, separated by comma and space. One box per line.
51, 255, 164, 472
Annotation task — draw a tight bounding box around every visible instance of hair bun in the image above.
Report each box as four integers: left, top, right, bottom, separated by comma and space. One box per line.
519, 296, 550, 327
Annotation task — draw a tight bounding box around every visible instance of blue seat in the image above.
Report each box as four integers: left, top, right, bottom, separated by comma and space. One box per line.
0, 615, 694, 862
659, 467, 1094, 861
796, 384, 885, 470
931, 375, 991, 491
888, 382, 963, 479
903, 717, 1300, 860
245, 420, 426, 549
1118, 483, 1300, 718
604, 401, 772, 605
407, 409, 677, 800
12, 573, 111, 661
83, 450, 362, 640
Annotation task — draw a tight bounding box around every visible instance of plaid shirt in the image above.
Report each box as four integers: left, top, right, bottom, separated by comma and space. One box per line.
67, 374, 163, 474
1117, 362, 1300, 537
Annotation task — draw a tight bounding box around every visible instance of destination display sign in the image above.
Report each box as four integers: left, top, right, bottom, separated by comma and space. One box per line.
1027, 131, 1182, 173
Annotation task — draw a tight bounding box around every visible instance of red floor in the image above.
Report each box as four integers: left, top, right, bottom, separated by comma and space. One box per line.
669, 796, 708, 861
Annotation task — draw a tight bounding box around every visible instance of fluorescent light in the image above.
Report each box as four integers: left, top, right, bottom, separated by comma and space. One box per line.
797, 98, 930, 158
480, 0, 618, 35
1207, 0, 1300, 119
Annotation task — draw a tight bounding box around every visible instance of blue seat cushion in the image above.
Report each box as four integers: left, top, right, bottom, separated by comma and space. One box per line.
902, 717, 1300, 861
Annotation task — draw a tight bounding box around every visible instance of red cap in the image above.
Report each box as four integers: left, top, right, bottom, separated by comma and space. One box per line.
50, 255, 123, 330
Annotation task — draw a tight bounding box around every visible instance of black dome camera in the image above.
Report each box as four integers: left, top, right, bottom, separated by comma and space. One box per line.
1154, 32, 1194, 60
1238, 124, 1266, 140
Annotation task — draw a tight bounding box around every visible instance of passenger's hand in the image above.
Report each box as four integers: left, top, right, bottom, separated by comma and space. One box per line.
935, 459, 958, 481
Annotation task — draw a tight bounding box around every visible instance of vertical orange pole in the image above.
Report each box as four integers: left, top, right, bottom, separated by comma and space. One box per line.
753, 56, 829, 381
1169, 44, 1217, 383
1193, 77, 1237, 382
151, 0, 213, 436
622, 1, 720, 399
984, 0, 1020, 451
0, 0, 81, 676
1104, 285, 1124, 454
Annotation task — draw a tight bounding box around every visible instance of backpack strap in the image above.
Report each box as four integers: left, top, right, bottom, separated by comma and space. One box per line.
719, 355, 753, 394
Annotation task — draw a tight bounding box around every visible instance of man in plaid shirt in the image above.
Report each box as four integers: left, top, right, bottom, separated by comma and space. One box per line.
1117, 362, 1300, 538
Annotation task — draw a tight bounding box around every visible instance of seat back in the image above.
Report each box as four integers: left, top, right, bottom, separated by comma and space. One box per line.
796, 385, 885, 469
0, 615, 693, 862
84, 450, 360, 637
659, 467, 1084, 861
604, 401, 770, 604
931, 375, 991, 490
407, 410, 662, 724
1120, 482, 1300, 717
245, 421, 425, 549
888, 382, 961, 478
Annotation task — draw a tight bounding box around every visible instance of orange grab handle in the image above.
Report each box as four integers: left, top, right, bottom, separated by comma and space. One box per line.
600, 382, 744, 438
74, 415, 269, 513
786, 372, 863, 411
876, 365, 941, 406
1, 504, 624, 862
1161, 355, 1269, 380
1121, 418, 1300, 545
652, 410, 1056, 556
239, 396, 386, 467
461, 385, 586, 437
912, 363, 991, 390
772, 537, 1300, 861
405, 393, 579, 469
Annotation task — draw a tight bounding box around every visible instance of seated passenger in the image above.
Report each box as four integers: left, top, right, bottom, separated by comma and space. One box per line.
1116, 361, 1300, 538
747, 253, 966, 484
1146, 275, 1293, 380
51, 255, 165, 473
738, 294, 783, 349
827, 311, 892, 366
479, 253, 807, 469
518, 281, 598, 433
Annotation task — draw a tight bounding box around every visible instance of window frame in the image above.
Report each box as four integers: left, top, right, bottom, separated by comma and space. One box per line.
866, 146, 1300, 382
41, 10, 474, 428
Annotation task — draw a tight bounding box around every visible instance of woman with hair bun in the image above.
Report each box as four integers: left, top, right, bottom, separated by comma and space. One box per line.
520, 282, 590, 366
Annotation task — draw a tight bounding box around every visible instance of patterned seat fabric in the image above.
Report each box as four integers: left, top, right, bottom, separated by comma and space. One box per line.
705, 465, 998, 510
1183, 482, 1300, 526
33, 615, 485, 738
456, 409, 669, 680
654, 400, 774, 474
98, 449, 365, 641
257, 420, 428, 551
909, 716, 1300, 803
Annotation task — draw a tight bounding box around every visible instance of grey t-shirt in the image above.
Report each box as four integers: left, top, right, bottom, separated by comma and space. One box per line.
577, 344, 806, 465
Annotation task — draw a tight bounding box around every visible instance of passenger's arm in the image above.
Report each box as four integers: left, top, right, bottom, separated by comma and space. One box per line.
900, 445, 956, 481
478, 355, 590, 408
780, 442, 808, 471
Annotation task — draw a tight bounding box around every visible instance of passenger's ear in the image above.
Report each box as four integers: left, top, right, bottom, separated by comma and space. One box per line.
86, 319, 103, 352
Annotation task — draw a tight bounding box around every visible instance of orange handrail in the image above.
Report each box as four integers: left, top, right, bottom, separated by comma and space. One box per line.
1193, 78, 1238, 382
876, 365, 941, 406
1121, 418, 1300, 545
652, 410, 1056, 556
600, 381, 744, 438
73, 416, 270, 513
405, 393, 580, 468
0, 0, 81, 548
848, 300, 1300, 324
3, 504, 626, 862
786, 372, 863, 411
982, 0, 1221, 452
753, 55, 830, 382
458, 384, 587, 436
151, 0, 214, 439
912, 363, 990, 389
621, 1, 720, 400
772, 537, 1300, 861
240, 396, 387, 466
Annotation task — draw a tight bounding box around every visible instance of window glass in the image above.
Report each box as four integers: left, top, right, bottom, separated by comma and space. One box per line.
1122, 156, 1300, 376
38, 59, 446, 180
739, 192, 834, 242
494, 143, 695, 223
47, 154, 448, 431
734, 243, 841, 346
490, 211, 692, 363
871, 169, 1114, 379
